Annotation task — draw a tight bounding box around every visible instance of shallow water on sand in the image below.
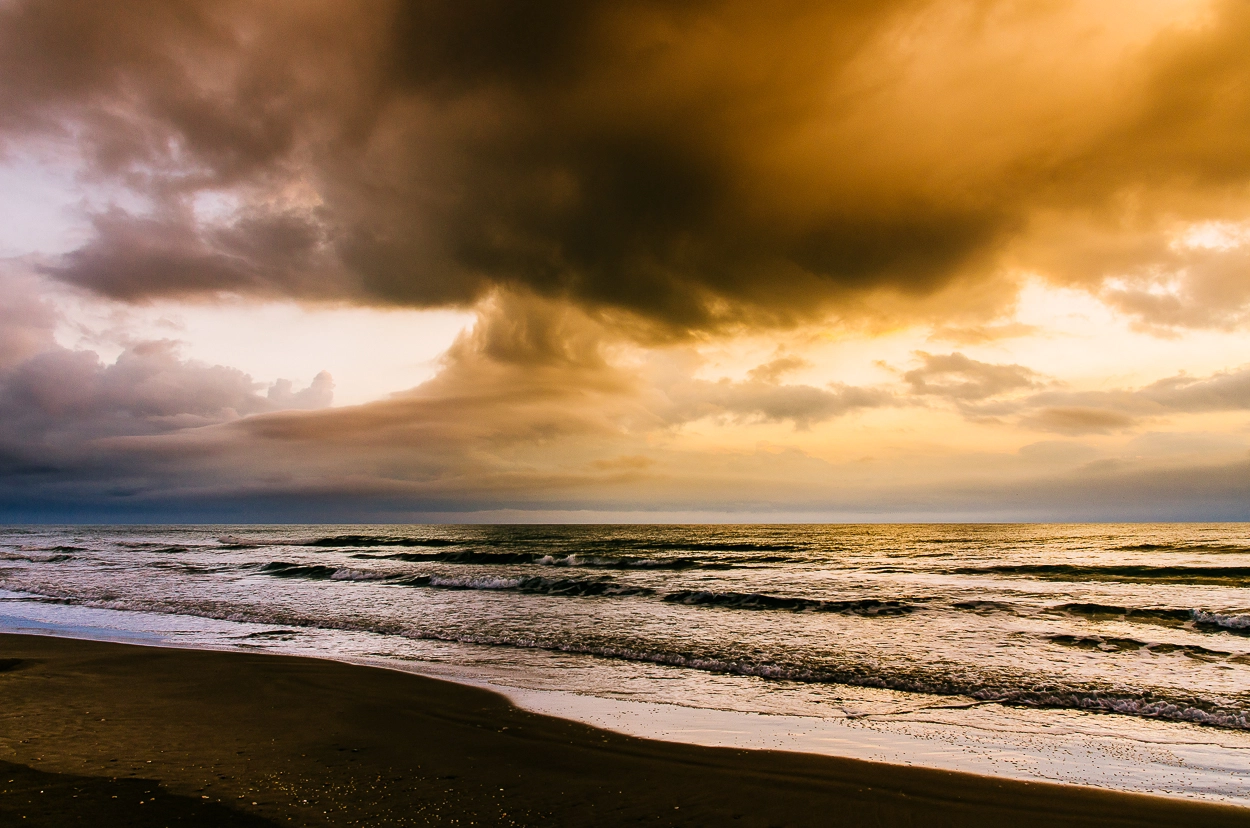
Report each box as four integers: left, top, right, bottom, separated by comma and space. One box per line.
1, 524, 1248, 802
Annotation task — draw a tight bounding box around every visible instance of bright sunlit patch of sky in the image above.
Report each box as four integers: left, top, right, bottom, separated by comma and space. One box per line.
0, 152, 474, 406
0, 153, 91, 256
686, 276, 1250, 402
9, 143, 1250, 413
51, 293, 474, 406
0, 146, 155, 257
1005, 279, 1250, 387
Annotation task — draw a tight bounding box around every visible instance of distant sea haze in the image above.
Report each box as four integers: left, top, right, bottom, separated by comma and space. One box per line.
2, 524, 1249, 798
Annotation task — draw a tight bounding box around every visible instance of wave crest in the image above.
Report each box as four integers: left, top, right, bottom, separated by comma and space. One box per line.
1058, 603, 1250, 635
664, 591, 913, 615
954, 564, 1250, 585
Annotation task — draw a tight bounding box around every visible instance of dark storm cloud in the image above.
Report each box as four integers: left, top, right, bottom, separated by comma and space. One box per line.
9, 1, 1250, 329
44, 206, 340, 300
55, 209, 250, 298
9, 1, 1250, 521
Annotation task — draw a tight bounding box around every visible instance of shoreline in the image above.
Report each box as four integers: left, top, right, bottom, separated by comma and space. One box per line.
2, 632, 1248, 827
4, 601, 1250, 804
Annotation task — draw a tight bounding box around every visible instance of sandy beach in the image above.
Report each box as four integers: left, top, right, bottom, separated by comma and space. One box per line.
0, 634, 1245, 827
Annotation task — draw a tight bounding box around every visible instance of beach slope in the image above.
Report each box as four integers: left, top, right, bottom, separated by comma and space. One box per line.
0, 634, 1245, 827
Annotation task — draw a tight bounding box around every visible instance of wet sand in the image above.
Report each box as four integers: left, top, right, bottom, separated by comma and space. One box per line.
1, 634, 1246, 827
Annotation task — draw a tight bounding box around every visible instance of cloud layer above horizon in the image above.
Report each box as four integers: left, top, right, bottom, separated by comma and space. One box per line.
2, 0, 1250, 521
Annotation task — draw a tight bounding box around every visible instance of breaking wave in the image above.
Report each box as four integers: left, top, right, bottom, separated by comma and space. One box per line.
1193, 610, 1250, 634
257, 562, 394, 582
1057, 603, 1250, 635
8, 586, 1248, 732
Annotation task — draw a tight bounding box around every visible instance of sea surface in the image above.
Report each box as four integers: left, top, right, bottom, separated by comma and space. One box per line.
2, 524, 1248, 802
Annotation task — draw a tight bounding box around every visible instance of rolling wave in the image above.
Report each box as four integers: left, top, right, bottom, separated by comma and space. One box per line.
619, 541, 802, 555
257, 562, 653, 597
951, 600, 1020, 614
537, 554, 704, 569
0, 551, 74, 564
353, 550, 715, 569
664, 591, 913, 615
1048, 634, 1238, 660
255, 561, 915, 610
147, 561, 238, 575
1113, 543, 1250, 554
304, 535, 463, 548
401, 574, 656, 598
10, 586, 1249, 732
353, 550, 537, 565
952, 564, 1250, 585
258, 562, 339, 579
1057, 603, 1193, 624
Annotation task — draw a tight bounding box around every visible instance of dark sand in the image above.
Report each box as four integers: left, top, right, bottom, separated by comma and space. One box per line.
1, 634, 1246, 827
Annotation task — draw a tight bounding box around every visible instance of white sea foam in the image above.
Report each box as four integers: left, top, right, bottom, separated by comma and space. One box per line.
1193, 609, 1250, 631
428, 575, 524, 590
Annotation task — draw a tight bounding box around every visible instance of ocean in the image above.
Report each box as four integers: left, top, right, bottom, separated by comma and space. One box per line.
2, 524, 1248, 803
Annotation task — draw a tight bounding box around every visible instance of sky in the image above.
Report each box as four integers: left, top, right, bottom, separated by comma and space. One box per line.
2, 0, 1250, 522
